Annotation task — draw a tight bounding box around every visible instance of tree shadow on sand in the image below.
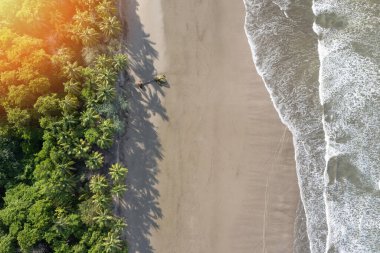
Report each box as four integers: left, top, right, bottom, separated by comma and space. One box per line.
116, 0, 169, 252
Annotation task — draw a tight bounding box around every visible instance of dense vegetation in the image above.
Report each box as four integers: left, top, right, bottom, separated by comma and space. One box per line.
0, 0, 129, 252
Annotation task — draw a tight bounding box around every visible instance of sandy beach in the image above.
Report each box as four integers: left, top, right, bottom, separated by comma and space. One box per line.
120, 0, 300, 252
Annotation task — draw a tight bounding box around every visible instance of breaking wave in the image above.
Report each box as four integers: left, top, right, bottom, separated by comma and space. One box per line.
243, 0, 380, 252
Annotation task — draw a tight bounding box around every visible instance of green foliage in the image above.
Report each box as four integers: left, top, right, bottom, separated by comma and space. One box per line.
90, 175, 109, 196
81, 108, 101, 127
0, 0, 129, 251
86, 151, 104, 170
17, 224, 40, 252
110, 163, 128, 198
0, 234, 17, 253
51, 48, 75, 69
85, 128, 100, 144
0, 27, 52, 100
0, 184, 39, 235
103, 230, 125, 253
0, 135, 21, 189
34, 94, 61, 116
99, 17, 122, 38
5, 108, 30, 130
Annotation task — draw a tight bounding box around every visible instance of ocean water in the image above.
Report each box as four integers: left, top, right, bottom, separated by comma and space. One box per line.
314, 0, 380, 252
244, 0, 380, 252
243, 0, 327, 252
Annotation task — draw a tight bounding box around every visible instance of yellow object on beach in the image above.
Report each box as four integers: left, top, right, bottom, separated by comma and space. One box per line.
154, 74, 167, 84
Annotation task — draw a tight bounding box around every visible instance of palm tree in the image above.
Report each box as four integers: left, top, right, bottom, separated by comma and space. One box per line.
51, 47, 73, 68
74, 139, 90, 159
109, 164, 128, 198
100, 119, 115, 134
62, 114, 78, 129
80, 27, 99, 47
49, 148, 66, 165
112, 54, 128, 71
63, 79, 81, 95
99, 16, 121, 39
97, 133, 113, 149
102, 231, 123, 253
111, 184, 127, 199
57, 130, 74, 149
80, 108, 100, 127
112, 218, 126, 233
57, 160, 76, 174
95, 119, 115, 149
72, 10, 92, 28
109, 163, 128, 183
89, 175, 108, 195
93, 209, 113, 228
60, 94, 79, 112
96, 0, 116, 18
96, 68, 116, 86
91, 192, 109, 211
96, 83, 116, 103
63, 62, 82, 80
95, 55, 112, 69
86, 151, 104, 170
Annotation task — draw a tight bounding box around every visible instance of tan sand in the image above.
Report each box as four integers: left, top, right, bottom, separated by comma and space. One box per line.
120, 0, 301, 252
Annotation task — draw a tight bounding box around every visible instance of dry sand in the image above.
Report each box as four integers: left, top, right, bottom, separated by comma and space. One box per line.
120, 0, 301, 252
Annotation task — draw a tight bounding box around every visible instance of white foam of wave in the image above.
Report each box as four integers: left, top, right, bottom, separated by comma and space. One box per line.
313, 0, 380, 252
242, 0, 327, 252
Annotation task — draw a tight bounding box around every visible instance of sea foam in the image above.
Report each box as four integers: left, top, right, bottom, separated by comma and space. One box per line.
244, 0, 380, 252
243, 0, 327, 252
314, 0, 380, 252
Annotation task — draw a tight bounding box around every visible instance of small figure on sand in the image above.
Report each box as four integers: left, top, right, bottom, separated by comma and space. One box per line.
154, 74, 167, 85
135, 74, 167, 90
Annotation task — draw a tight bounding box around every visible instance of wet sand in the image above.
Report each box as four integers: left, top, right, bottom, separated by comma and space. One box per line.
121, 0, 300, 252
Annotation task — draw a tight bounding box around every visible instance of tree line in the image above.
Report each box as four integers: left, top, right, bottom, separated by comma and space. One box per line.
0, 0, 129, 252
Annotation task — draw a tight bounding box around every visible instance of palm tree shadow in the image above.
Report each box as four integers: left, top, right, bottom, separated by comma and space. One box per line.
116, 0, 168, 252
